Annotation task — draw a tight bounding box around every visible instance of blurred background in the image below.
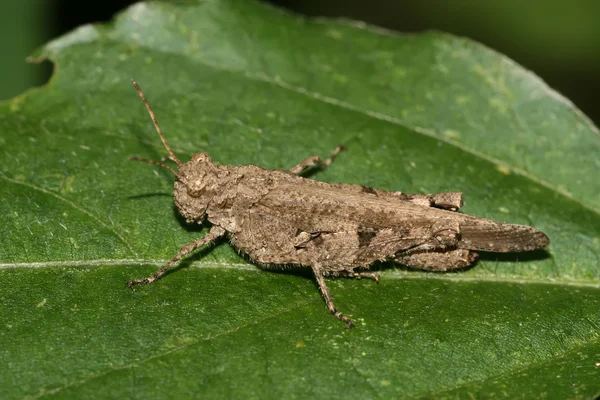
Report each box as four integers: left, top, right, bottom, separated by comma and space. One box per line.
2, 0, 600, 124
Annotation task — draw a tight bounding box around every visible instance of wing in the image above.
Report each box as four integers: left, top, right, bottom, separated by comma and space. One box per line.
255, 183, 441, 233
458, 217, 549, 252
254, 182, 549, 253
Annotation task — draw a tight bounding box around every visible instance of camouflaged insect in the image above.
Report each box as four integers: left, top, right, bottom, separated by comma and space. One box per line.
127, 80, 550, 328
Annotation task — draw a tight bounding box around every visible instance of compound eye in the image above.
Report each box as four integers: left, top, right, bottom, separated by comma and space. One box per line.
192, 152, 211, 163
187, 182, 205, 197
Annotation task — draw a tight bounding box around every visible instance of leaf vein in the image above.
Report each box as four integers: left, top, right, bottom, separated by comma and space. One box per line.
2, 259, 599, 288
0, 174, 138, 258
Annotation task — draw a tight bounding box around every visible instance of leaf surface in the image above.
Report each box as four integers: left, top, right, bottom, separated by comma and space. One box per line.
1, 1, 599, 398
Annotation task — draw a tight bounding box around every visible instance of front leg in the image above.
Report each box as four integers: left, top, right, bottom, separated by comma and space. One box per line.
288, 145, 346, 175
127, 225, 226, 287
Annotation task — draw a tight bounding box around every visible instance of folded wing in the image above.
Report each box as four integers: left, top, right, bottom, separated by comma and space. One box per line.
255, 182, 549, 253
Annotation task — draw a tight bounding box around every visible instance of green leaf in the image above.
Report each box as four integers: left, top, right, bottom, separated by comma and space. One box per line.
1, 1, 599, 398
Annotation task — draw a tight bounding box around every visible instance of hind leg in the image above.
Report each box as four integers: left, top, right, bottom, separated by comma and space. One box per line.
395, 248, 479, 271
393, 218, 476, 271
403, 218, 462, 255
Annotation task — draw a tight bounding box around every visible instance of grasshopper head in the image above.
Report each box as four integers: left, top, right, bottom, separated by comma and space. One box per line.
128, 80, 217, 224
173, 152, 219, 223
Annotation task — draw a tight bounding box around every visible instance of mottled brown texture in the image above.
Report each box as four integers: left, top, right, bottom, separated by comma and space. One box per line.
126, 81, 550, 328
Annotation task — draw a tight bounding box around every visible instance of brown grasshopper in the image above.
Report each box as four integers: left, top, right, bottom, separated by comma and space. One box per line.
127, 80, 549, 328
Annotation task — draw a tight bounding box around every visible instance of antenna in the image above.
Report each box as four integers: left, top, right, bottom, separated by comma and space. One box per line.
128, 156, 178, 175
131, 79, 183, 167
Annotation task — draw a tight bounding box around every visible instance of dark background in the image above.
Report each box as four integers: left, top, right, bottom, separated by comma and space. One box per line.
3, 0, 600, 124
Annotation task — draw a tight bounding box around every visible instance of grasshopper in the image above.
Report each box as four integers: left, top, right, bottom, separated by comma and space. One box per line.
127, 80, 549, 328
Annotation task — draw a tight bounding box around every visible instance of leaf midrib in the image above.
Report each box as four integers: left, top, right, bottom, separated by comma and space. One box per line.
2, 260, 599, 288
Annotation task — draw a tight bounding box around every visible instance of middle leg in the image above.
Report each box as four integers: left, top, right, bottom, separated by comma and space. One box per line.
312, 263, 355, 328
